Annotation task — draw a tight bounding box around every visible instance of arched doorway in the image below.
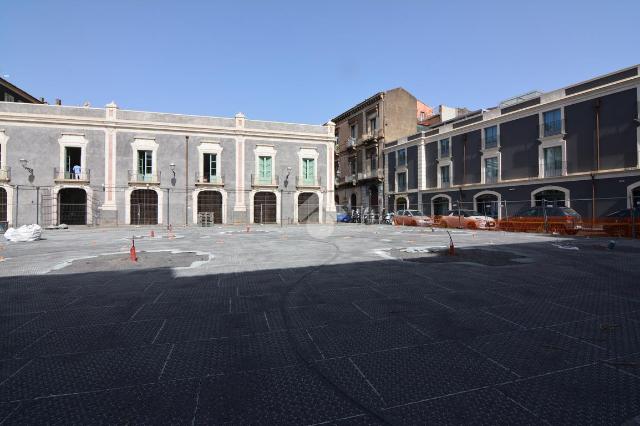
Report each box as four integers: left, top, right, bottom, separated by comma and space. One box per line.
254, 192, 277, 223
298, 192, 319, 223
350, 193, 357, 209
369, 184, 378, 209
58, 188, 87, 225
432, 196, 450, 216
632, 186, 640, 208
130, 189, 158, 225
475, 193, 499, 218
534, 189, 567, 207
197, 191, 223, 224
396, 197, 407, 211
0, 187, 6, 223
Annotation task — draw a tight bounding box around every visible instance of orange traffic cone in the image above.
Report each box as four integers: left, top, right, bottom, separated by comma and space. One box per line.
448, 240, 455, 256
130, 239, 138, 262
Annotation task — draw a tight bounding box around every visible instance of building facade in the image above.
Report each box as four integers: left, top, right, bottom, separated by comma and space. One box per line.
332, 88, 429, 213
385, 65, 640, 220
0, 102, 336, 227
0, 77, 43, 104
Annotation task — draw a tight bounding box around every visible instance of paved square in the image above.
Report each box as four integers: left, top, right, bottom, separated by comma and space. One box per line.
1, 224, 640, 424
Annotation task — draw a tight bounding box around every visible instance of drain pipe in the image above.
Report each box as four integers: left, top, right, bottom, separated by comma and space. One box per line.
185, 135, 189, 227
594, 99, 601, 171
590, 173, 596, 230
15, 185, 19, 226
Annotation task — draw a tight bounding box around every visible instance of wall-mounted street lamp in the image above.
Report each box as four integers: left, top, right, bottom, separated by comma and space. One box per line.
169, 163, 176, 178
19, 159, 34, 176
284, 166, 292, 188
281, 166, 293, 228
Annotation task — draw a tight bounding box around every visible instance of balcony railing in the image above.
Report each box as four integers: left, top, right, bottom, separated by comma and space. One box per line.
0, 167, 10, 182
296, 175, 322, 188
195, 173, 224, 186
357, 169, 384, 181
544, 164, 565, 178
485, 174, 499, 184
440, 181, 451, 188
539, 119, 565, 138
128, 170, 161, 184
54, 168, 90, 182
251, 174, 279, 187
484, 136, 499, 149
360, 132, 375, 143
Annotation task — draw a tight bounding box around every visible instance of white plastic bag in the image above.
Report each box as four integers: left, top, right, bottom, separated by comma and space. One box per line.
4, 224, 42, 242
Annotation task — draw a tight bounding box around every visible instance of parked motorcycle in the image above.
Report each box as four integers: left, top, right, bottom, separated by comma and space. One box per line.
383, 212, 394, 225
350, 209, 361, 223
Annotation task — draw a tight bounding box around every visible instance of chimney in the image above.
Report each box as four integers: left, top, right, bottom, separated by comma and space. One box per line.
55, 98, 62, 105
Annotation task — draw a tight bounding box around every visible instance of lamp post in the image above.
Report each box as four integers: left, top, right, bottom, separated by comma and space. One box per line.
170, 163, 176, 179
19, 159, 33, 176
281, 166, 292, 227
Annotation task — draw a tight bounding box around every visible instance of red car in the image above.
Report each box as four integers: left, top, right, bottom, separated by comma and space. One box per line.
499, 206, 583, 235
393, 210, 434, 227
438, 210, 497, 230
602, 208, 640, 237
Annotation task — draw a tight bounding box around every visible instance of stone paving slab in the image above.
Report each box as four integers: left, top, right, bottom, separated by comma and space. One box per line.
499, 364, 640, 425
0, 224, 639, 423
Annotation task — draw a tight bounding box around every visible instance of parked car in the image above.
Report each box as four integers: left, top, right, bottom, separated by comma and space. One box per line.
336, 211, 351, 222
438, 209, 497, 230
393, 210, 434, 227
602, 207, 640, 237
499, 206, 583, 235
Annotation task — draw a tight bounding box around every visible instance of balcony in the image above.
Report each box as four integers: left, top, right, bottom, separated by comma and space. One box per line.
54, 168, 90, 183
0, 167, 10, 182
539, 119, 565, 139
484, 174, 499, 184
128, 170, 161, 185
296, 175, 322, 188
360, 132, 375, 144
357, 169, 383, 181
251, 174, 279, 187
195, 173, 224, 186
544, 164, 565, 178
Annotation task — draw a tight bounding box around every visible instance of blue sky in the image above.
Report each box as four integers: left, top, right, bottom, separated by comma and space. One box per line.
2, 0, 639, 124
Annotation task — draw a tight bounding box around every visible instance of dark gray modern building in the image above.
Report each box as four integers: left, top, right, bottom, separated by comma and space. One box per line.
384, 65, 640, 221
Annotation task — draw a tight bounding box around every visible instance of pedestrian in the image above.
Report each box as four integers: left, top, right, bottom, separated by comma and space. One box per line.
72, 164, 81, 179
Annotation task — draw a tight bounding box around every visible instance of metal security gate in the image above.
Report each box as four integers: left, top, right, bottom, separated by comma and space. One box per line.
476, 194, 499, 218
58, 188, 87, 225
254, 192, 276, 224
0, 188, 6, 230
198, 191, 223, 224
298, 192, 319, 223
131, 189, 158, 225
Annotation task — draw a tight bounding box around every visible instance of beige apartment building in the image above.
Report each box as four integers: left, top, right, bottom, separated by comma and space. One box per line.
332, 88, 431, 213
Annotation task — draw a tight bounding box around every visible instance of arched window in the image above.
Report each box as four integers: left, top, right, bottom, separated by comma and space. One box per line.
474, 191, 501, 219
431, 194, 452, 216
396, 197, 407, 211
533, 188, 568, 207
